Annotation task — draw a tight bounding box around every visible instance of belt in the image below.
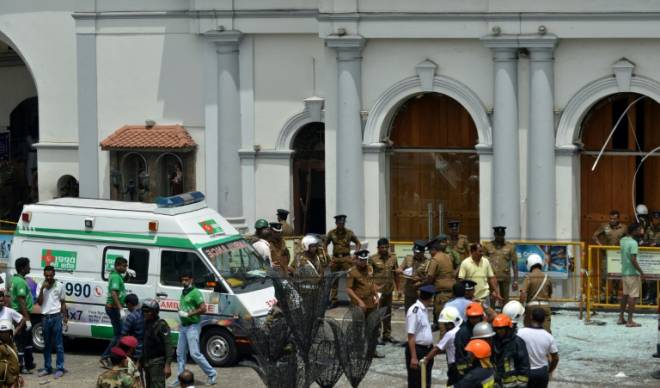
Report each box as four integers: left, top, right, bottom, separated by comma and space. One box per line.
415, 344, 433, 350
43, 312, 61, 318
333, 253, 349, 258
527, 301, 550, 306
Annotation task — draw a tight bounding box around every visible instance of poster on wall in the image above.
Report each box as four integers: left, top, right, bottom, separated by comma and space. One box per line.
515, 244, 570, 279
606, 249, 660, 279
0, 233, 12, 261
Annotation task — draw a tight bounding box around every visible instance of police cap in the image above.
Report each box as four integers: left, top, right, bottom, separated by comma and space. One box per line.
276, 209, 289, 217
413, 240, 428, 253
269, 222, 283, 233
493, 226, 507, 235
355, 249, 370, 260
461, 279, 477, 290
419, 285, 437, 299
334, 214, 347, 222
653, 211, 660, 219
448, 220, 461, 228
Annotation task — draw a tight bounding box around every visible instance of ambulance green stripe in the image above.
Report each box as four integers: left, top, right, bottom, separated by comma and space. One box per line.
91, 325, 179, 342
15, 227, 242, 249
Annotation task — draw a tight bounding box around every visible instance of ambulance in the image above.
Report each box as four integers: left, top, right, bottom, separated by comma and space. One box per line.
7, 192, 275, 366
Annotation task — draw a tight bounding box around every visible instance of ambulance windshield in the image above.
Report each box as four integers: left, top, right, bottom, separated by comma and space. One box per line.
202, 239, 271, 293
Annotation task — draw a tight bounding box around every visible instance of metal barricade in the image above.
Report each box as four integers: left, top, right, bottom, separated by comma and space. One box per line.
585, 245, 660, 320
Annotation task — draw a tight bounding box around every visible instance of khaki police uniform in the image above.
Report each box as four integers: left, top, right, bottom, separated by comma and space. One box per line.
326, 227, 359, 303
522, 270, 553, 333
449, 234, 470, 260
427, 251, 456, 324
269, 237, 291, 276
592, 223, 626, 246
369, 252, 398, 340
281, 221, 294, 237
483, 240, 517, 304
445, 246, 463, 271
399, 255, 431, 313
0, 341, 20, 388
346, 265, 377, 317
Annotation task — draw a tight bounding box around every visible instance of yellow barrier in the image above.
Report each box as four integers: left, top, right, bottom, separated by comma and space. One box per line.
585, 245, 660, 319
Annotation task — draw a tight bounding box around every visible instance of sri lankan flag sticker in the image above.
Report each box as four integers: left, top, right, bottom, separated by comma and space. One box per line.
199, 219, 223, 235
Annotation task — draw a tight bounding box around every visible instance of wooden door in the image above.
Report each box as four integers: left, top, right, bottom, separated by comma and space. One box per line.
580, 94, 660, 241
389, 93, 479, 241
292, 122, 326, 235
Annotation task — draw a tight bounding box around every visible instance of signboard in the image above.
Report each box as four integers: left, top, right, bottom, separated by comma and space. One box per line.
607, 249, 660, 279
515, 244, 571, 279
393, 242, 414, 266
0, 233, 12, 260
104, 249, 131, 276
41, 249, 77, 271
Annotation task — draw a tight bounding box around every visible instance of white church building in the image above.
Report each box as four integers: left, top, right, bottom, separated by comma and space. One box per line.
1, 0, 659, 247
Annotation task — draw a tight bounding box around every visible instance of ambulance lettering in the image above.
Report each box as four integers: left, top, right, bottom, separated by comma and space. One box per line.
159, 299, 180, 311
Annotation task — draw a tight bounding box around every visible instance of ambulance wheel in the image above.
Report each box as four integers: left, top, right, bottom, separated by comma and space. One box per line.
201, 327, 237, 367
32, 321, 45, 352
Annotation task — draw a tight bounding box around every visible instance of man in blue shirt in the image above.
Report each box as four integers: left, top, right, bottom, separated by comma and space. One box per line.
445, 280, 477, 321
618, 223, 645, 327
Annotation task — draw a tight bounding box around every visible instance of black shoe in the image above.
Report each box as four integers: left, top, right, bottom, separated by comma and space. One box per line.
377, 338, 386, 346
385, 337, 400, 345
26, 364, 37, 371
20, 367, 32, 375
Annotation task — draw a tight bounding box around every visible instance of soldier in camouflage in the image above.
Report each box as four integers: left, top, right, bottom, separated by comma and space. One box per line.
96, 346, 139, 388
139, 299, 173, 388
0, 319, 21, 388
325, 215, 361, 307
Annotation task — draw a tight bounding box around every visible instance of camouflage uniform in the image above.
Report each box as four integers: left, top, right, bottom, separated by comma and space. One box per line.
96, 366, 139, 388
326, 227, 359, 303
291, 253, 324, 278
0, 342, 20, 388
483, 240, 517, 304
140, 318, 173, 388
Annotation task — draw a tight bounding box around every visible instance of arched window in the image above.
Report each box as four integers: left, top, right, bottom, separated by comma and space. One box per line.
156, 153, 184, 197
120, 153, 148, 202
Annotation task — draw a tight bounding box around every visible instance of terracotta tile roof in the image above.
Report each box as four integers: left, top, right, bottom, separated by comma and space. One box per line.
100, 124, 196, 151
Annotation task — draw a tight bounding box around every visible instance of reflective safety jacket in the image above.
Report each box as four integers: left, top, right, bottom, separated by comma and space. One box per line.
493, 332, 530, 387
452, 365, 496, 388
453, 321, 476, 376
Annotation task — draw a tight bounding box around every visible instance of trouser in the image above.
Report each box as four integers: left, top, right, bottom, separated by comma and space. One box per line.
405, 344, 434, 388
330, 257, 352, 303
102, 307, 122, 359
379, 293, 393, 339
177, 323, 217, 379
143, 356, 166, 388
447, 363, 460, 386
433, 291, 452, 329
528, 366, 549, 388
524, 304, 552, 333
492, 279, 510, 307
404, 296, 417, 315
16, 315, 34, 369
42, 313, 65, 372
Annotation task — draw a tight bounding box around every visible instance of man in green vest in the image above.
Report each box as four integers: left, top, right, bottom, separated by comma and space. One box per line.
11, 257, 35, 373
100, 256, 128, 368
170, 271, 217, 387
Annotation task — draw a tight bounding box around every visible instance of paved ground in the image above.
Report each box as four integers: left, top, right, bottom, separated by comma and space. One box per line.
24, 306, 660, 387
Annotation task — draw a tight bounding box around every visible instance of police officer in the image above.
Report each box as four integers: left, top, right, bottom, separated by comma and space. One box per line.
492, 314, 530, 387
520, 254, 552, 332
291, 234, 324, 278
369, 238, 400, 344
398, 240, 431, 313
592, 209, 627, 246
325, 215, 361, 307
483, 226, 518, 306
405, 284, 436, 388
426, 236, 456, 329
0, 319, 21, 387
141, 298, 173, 388
276, 209, 295, 236
447, 220, 470, 260
268, 222, 291, 276
252, 219, 272, 265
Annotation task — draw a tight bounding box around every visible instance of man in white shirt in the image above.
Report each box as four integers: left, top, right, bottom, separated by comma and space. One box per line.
517, 308, 559, 388
0, 290, 25, 333
423, 305, 463, 385
36, 265, 67, 378
252, 219, 272, 265
406, 284, 436, 388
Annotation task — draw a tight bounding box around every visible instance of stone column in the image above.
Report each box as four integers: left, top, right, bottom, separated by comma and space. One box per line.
524, 35, 558, 240
326, 36, 366, 236
482, 38, 521, 239
203, 31, 244, 224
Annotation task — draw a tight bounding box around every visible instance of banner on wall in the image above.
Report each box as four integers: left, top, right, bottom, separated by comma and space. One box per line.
515, 244, 571, 279
606, 249, 660, 279
0, 233, 12, 260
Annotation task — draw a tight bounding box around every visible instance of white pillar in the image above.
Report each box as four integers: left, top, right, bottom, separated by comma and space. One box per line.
326, 36, 366, 237
203, 31, 244, 225
525, 36, 558, 240
482, 38, 521, 239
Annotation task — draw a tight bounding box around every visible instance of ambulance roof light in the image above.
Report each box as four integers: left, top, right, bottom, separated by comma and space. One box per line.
156, 192, 205, 208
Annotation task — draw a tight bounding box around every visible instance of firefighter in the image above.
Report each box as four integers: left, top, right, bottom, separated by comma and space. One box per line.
454, 339, 496, 388
492, 314, 530, 387
454, 302, 486, 378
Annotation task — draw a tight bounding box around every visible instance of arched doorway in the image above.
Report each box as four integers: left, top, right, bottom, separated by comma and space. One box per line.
389, 93, 479, 241
292, 122, 326, 235
0, 41, 38, 223
580, 92, 660, 241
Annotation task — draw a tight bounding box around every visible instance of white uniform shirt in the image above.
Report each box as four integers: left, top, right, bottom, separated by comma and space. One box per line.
406, 300, 433, 346
0, 306, 23, 324
436, 325, 460, 364
41, 280, 65, 315
253, 239, 272, 265
517, 327, 558, 370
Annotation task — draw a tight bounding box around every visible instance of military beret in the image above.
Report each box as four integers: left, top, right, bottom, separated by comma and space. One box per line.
119, 336, 138, 349
110, 346, 127, 359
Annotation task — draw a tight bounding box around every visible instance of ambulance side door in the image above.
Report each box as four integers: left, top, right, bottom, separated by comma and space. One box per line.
100, 245, 154, 306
